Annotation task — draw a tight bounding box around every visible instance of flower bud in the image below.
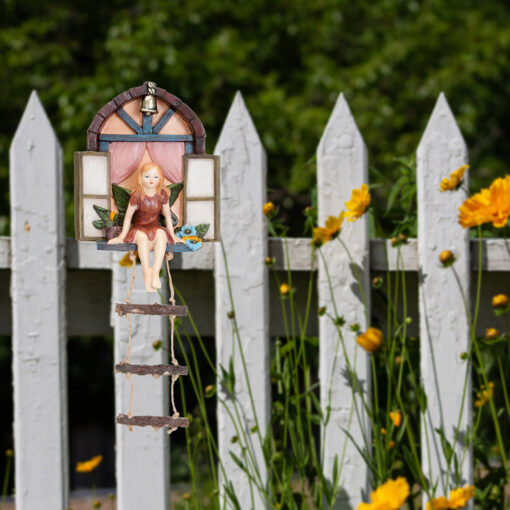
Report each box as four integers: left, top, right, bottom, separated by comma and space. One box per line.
372, 276, 383, 289
317, 306, 327, 316
152, 340, 163, 351
264, 256, 275, 266
389, 410, 402, 427
334, 316, 346, 327
492, 294, 509, 309
485, 328, 499, 340
439, 250, 455, 266
263, 202, 275, 216
280, 283, 290, 296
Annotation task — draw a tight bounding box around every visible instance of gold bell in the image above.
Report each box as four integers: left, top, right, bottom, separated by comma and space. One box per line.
140, 81, 158, 116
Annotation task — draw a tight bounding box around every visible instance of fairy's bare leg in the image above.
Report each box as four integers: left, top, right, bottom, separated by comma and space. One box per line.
151, 229, 167, 290
135, 231, 154, 292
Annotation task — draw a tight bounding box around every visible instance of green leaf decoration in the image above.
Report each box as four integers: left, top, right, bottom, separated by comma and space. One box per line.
93, 204, 110, 222
93, 219, 106, 229
112, 184, 132, 214
195, 223, 210, 238
167, 182, 183, 206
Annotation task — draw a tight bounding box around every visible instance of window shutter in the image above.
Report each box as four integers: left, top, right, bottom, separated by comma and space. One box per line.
183, 155, 220, 241
74, 151, 111, 241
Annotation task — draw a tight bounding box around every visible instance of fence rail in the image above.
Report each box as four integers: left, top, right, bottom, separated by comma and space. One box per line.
1, 90, 509, 509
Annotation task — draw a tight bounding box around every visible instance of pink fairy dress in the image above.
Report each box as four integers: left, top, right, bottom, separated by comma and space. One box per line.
123, 189, 174, 244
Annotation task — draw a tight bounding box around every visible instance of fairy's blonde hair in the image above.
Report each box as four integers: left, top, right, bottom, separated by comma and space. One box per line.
135, 161, 164, 198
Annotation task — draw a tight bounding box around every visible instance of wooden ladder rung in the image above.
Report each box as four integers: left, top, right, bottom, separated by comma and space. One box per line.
116, 414, 189, 429
115, 363, 188, 376
115, 303, 188, 317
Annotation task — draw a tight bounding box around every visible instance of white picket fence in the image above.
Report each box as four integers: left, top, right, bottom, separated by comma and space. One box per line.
1, 90, 509, 510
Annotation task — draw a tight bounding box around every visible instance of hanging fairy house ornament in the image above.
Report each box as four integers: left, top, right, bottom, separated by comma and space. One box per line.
74, 81, 219, 433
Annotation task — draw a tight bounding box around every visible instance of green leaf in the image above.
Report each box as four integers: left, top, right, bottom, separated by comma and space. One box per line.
112, 184, 132, 213
229, 451, 246, 472
385, 175, 407, 214
93, 220, 106, 229
195, 223, 210, 238
93, 204, 110, 221
167, 182, 183, 206
223, 481, 242, 510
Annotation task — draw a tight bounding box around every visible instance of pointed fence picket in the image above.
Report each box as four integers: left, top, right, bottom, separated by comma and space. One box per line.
417, 94, 472, 500
9, 91, 69, 509
214, 91, 270, 509
112, 258, 170, 510
317, 93, 371, 508
4, 90, 509, 509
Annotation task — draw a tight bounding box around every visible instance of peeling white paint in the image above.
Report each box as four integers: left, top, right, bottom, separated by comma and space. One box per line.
417, 93, 472, 503
214, 92, 269, 509
10, 91, 69, 509
317, 93, 371, 507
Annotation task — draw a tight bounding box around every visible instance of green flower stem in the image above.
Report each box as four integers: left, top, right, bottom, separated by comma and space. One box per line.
497, 354, 510, 434
174, 330, 223, 500
318, 250, 373, 442
177, 376, 199, 509
0, 453, 12, 510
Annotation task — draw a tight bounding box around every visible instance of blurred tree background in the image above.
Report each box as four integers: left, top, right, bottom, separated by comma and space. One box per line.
0, 0, 509, 235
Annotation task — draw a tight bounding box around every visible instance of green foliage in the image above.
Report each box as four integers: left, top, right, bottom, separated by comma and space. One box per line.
195, 223, 209, 238
167, 182, 184, 207
1, 0, 510, 235
112, 183, 131, 213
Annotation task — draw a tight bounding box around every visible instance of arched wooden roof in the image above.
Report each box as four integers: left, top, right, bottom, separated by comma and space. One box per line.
86, 83, 206, 153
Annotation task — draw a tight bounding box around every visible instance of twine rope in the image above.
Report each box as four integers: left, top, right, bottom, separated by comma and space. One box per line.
166, 256, 180, 435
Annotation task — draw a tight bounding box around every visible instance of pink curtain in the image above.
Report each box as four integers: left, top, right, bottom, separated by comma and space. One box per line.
109, 142, 146, 183
147, 142, 185, 182
109, 141, 185, 184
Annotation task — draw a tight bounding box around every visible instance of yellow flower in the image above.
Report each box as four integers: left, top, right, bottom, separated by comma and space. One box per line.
448, 485, 475, 509
439, 164, 469, 192
475, 382, 494, 407
345, 183, 371, 222
426, 496, 450, 510
357, 477, 410, 510
109, 211, 116, 221
357, 328, 384, 353
92, 500, 102, 509
76, 454, 103, 473
389, 410, 402, 427
119, 251, 138, 267
312, 212, 345, 246
485, 328, 499, 340
458, 175, 510, 228
182, 492, 191, 500
263, 202, 275, 215
387, 440, 395, 450
492, 293, 509, 308
182, 235, 202, 244
280, 283, 290, 295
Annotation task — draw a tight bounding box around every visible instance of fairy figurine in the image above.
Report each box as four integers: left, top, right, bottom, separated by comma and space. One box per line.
108, 161, 184, 292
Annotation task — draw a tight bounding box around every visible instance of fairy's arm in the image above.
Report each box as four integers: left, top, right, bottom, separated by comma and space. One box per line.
107, 202, 137, 245
161, 198, 184, 243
